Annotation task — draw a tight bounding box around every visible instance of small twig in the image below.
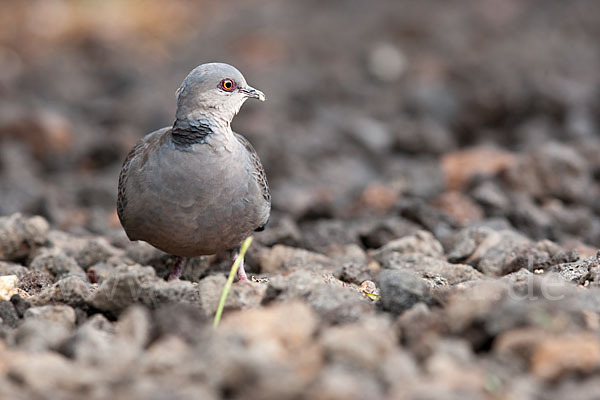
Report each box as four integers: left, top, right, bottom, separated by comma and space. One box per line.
213, 236, 253, 328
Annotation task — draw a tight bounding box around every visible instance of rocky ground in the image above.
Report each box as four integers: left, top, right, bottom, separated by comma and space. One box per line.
1, 0, 600, 399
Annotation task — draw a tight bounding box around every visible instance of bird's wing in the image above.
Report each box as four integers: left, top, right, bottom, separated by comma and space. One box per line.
117, 128, 168, 224
234, 132, 271, 205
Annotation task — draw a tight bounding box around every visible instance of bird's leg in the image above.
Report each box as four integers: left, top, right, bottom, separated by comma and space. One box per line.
237, 256, 248, 281
231, 248, 248, 281
168, 256, 186, 281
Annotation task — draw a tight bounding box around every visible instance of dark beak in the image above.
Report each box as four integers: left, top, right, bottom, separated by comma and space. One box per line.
239, 85, 266, 101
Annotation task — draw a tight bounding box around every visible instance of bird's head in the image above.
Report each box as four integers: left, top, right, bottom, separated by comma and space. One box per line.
175, 63, 265, 124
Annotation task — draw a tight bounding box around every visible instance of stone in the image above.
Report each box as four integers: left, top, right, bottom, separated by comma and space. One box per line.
29, 248, 86, 280
89, 264, 201, 315
152, 302, 207, 344
0, 274, 19, 301
433, 191, 484, 225
377, 253, 483, 285
255, 214, 302, 247
198, 275, 266, 318
398, 199, 456, 239
9, 319, 71, 352
116, 305, 151, 349
441, 147, 516, 191
379, 269, 432, 315
258, 245, 335, 274
264, 269, 373, 324
367, 42, 407, 82
24, 304, 76, 329
74, 236, 123, 270
206, 301, 322, 400
31, 275, 91, 308
308, 282, 374, 324
470, 180, 511, 213
10, 294, 30, 318
18, 270, 53, 295
371, 230, 444, 259
467, 230, 532, 276
0, 261, 28, 279
305, 365, 384, 400
335, 261, 373, 285
0, 300, 19, 328
321, 315, 396, 370
442, 226, 495, 263
503, 142, 591, 203
0, 213, 49, 261
65, 313, 116, 363
357, 216, 421, 249
531, 333, 600, 381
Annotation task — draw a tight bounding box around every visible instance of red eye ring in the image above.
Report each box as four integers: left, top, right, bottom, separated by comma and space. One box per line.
218, 78, 236, 92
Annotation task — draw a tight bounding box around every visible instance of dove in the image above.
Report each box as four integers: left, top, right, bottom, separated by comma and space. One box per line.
117, 63, 270, 281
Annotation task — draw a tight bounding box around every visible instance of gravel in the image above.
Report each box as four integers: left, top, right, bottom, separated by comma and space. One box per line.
1, 1, 600, 399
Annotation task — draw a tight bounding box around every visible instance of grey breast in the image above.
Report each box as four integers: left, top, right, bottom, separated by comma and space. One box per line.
117, 128, 270, 257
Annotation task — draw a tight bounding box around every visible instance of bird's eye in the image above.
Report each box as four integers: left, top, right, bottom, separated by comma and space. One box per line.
219, 79, 236, 92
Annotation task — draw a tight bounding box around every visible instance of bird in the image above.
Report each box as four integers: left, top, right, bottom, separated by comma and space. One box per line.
117, 63, 270, 281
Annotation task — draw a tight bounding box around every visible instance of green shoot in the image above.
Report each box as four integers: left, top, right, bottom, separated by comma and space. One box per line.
213, 236, 253, 328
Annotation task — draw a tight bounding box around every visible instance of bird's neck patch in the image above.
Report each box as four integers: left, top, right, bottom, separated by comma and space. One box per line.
171, 118, 214, 148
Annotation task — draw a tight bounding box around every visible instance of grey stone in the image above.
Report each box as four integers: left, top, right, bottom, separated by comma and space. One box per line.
550, 253, 600, 284
29, 248, 86, 280
378, 253, 483, 285
0, 261, 28, 279
443, 226, 495, 263
371, 230, 444, 259
320, 315, 396, 370
31, 275, 91, 308
308, 283, 374, 324
10, 319, 71, 352
10, 294, 30, 318
504, 142, 591, 203
89, 264, 202, 315
0, 300, 19, 328
255, 214, 302, 247
467, 230, 532, 276
74, 237, 123, 270
152, 302, 207, 343
199, 274, 266, 317
0, 213, 49, 261
18, 270, 53, 295
258, 244, 335, 274
379, 269, 432, 315
335, 261, 373, 285
24, 304, 76, 329
116, 305, 151, 349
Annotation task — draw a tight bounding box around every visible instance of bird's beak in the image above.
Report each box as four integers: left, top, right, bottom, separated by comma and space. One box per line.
239, 86, 266, 101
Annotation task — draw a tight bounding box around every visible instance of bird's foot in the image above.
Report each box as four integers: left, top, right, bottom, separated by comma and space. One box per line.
168, 256, 186, 281
237, 256, 248, 281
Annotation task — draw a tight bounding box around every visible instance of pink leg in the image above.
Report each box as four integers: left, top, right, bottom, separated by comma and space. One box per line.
168, 257, 186, 281
237, 256, 248, 281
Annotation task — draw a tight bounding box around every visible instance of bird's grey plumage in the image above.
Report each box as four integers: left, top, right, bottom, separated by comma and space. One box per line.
117, 63, 270, 271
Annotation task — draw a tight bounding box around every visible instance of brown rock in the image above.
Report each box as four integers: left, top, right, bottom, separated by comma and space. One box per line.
531, 333, 600, 381
441, 146, 516, 190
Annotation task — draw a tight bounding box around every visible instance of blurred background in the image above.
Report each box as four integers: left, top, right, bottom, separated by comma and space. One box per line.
1, 0, 599, 251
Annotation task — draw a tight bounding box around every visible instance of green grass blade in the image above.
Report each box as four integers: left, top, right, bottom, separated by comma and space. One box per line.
213, 236, 253, 328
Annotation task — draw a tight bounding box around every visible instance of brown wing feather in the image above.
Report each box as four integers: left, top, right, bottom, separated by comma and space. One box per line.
234, 133, 271, 204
